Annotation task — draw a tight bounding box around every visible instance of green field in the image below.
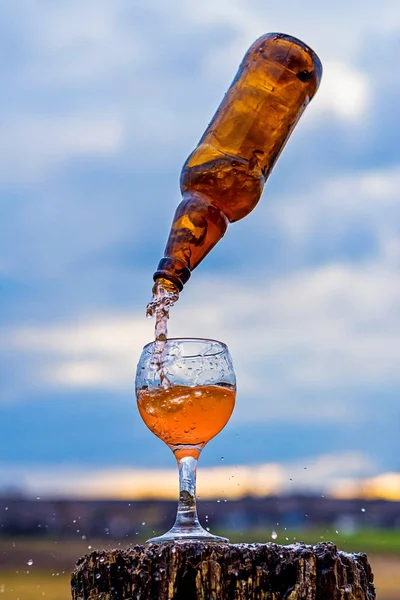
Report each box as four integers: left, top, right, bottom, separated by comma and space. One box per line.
0, 532, 398, 599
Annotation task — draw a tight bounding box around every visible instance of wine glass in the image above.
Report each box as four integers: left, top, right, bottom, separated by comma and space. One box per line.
135, 337, 236, 543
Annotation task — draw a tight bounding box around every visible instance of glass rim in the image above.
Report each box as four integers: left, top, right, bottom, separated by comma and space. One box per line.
142, 337, 228, 357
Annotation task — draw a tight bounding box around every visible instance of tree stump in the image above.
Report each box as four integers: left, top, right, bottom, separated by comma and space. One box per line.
71, 541, 375, 599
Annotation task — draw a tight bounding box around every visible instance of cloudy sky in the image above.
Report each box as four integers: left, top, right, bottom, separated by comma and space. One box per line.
1, 0, 399, 497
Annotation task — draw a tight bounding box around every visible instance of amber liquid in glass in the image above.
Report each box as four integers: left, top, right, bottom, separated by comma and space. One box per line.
137, 384, 236, 447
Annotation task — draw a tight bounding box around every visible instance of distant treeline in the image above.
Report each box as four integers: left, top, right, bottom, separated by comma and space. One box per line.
0, 495, 399, 538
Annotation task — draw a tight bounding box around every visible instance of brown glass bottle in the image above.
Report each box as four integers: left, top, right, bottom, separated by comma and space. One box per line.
153, 33, 322, 292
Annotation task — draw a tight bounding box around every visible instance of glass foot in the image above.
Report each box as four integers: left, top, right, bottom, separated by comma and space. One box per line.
146, 523, 229, 544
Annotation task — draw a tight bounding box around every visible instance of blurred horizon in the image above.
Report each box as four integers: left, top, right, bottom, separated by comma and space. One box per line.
1, 0, 400, 503
1, 458, 400, 502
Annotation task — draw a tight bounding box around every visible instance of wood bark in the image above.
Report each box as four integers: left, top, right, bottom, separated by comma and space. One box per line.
71, 541, 375, 600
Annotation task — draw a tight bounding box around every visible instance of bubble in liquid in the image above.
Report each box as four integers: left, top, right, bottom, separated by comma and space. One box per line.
271, 531, 278, 540
27, 559, 33, 566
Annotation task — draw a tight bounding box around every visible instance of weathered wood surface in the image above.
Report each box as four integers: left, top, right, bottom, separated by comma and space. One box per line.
71, 541, 375, 600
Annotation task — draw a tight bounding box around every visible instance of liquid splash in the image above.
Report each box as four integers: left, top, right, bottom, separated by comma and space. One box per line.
146, 279, 179, 387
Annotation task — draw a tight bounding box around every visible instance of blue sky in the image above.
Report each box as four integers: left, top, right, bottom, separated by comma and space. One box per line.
0, 0, 399, 496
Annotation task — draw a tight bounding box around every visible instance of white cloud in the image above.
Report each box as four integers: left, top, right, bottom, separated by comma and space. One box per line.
312, 61, 370, 120
2, 0, 399, 182
267, 166, 400, 260
183, 0, 400, 62
5, 313, 150, 391
0, 116, 123, 182
4, 251, 399, 424
18, 0, 142, 84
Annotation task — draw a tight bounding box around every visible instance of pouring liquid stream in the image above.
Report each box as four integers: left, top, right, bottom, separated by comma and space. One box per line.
146, 280, 179, 388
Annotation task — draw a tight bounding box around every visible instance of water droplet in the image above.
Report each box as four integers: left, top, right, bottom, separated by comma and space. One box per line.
221, 457, 224, 461
285, 537, 289, 541
96, 573, 101, 580
99, 557, 105, 563
4, 507, 8, 511
142, 521, 146, 525
88, 545, 92, 550
361, 508, 366, 513
27, 559, 33, 566
271, 531, 278, 540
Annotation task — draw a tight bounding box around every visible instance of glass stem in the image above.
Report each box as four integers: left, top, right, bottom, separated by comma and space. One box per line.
173, 455, 201, 531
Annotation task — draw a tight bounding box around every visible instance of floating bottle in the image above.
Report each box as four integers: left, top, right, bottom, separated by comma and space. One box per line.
152, 33, 322, 294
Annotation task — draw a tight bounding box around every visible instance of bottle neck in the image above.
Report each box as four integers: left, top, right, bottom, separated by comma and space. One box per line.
153, 258, 191, 292
153, 190, 228, 292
